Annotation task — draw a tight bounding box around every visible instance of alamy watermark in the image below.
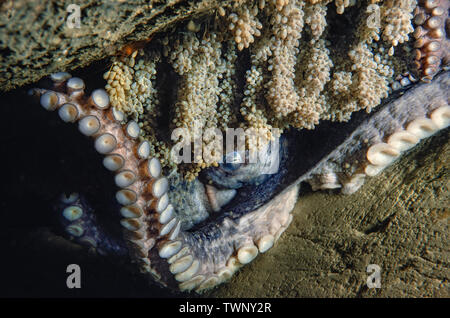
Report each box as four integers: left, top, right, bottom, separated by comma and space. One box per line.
366, 264, 381, 289
171, 127, 281, 175
66, 264, 81, 289
366, 4, 380, 29
66, 4, 81, 29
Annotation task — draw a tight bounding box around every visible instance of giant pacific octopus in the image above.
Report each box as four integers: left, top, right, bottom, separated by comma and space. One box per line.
26, 0, 449, 293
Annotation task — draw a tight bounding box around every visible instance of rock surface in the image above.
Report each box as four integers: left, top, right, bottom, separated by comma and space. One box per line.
0, 0, 227, 91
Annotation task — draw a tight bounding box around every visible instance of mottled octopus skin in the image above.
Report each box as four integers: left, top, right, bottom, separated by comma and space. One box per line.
31, 69, 449, 293
413, 0, 449, 81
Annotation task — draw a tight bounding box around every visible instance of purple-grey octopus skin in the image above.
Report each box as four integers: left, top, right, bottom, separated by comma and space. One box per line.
30, 69, 449, 293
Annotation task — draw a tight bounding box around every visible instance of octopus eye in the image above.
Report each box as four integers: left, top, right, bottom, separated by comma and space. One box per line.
222, 151, 243, 171
201, 138, 284, 190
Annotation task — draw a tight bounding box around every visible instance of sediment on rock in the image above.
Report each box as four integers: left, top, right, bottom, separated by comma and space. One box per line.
0, 0, 232, 91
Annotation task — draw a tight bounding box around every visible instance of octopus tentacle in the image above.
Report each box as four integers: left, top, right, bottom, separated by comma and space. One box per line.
31, 74, 300, 293
306, 71, 449, 194
33, 77, 177, 285
413, 0, 449, 81
57, 193, 128, 256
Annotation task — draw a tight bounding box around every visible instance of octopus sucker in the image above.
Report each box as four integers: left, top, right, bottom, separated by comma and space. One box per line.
412, 0, 449, 81
5, 0, 448, 295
